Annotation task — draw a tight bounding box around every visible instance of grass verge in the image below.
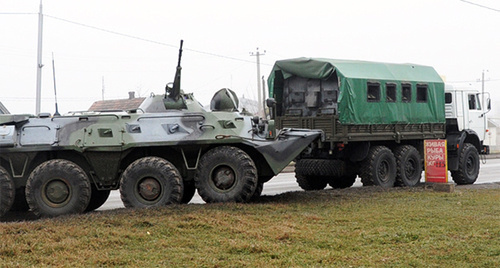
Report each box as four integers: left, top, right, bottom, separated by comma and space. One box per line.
1, 186, 499, 267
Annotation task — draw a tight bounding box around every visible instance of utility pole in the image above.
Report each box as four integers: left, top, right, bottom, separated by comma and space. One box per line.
35, 0, 44, 115
102, 76, 105, 100
250, 47, 265, 117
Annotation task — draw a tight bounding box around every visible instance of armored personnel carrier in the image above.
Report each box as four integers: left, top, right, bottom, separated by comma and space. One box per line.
0, 41, 320, 218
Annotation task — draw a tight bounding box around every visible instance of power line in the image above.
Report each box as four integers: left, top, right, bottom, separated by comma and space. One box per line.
459, 0, 500, 12
1, 11, 272, 66
448, 78, 500, 83
44, 14, 270, 66
0, 12, 36, 15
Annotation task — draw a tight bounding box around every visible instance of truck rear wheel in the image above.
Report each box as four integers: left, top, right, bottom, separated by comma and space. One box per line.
394, 145, 422, 187
451, 143, 479, 185
0, 167, 15, 217
26, 159, 91, 218
360, 146, 396, 188
120, 157, 183, 208
195, 146, 258, 203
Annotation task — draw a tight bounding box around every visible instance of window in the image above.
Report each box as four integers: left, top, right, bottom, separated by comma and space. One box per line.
386, 83, 397, 102
445, 93, 452, 104
367, 82, 380, 102
468, 94, 481, 110
416, 84, 428, 103
402, 83, 412, 103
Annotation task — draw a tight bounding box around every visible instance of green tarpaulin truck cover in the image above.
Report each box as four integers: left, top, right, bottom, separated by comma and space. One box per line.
268, 58, 445, 125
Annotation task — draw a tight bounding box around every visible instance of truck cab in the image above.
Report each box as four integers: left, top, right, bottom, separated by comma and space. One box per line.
445, 84, 491, 154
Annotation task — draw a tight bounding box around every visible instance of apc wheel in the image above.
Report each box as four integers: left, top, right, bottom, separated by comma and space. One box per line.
26, 159, 91, 218
0, 167, 15, 217
451, 143, 479, 185
195, 146, 258, 203
328, 174, 356, 189
181, 181, 196, 204
360, 146, 396, 188
85, 184, 111, 212
120, 157, 183, 208
394, 145, 422, 187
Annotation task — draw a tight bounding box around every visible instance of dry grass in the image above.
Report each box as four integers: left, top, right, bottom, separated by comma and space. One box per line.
1, 186, 499, 267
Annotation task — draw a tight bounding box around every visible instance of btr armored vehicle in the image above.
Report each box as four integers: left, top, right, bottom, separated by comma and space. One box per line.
0, 42, 320, 218
267, 58, 489, 190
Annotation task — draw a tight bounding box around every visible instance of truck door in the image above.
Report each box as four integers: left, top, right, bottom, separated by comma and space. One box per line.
467, 93, 486, 141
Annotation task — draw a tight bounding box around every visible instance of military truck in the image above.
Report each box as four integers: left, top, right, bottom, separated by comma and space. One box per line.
267, 58, 490, 190
0, 42, 320, 218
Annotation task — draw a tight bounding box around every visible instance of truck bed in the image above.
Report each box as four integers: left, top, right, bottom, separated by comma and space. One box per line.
276, 115, 446, 143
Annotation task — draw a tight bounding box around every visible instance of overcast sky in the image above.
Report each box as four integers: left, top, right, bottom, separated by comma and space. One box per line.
1, 0, 499, 116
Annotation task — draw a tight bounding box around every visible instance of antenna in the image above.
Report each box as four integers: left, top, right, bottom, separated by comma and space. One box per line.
51, 52, 60, 116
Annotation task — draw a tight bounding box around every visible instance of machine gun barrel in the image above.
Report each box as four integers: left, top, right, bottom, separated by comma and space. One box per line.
167, 40, 184, 101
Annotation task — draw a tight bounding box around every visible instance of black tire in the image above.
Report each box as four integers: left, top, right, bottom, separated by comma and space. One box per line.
296, 174, 328, 190
181, 181, 196, 204
295, 159, 345, 177
120, 157, 183, 208
0, 167, 15, 217
194, 146, 258, 203
328, 174, 356, 189
85, 184, 111, 212
394, 145, 422, 187
451, 143, 479, 185
359, 146, 396, 188
295, 159, 344, 191
26, 159, 91, 218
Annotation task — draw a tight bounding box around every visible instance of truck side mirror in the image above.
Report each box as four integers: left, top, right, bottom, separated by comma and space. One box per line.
266, 98, 276, 120
488, 98, 491, 111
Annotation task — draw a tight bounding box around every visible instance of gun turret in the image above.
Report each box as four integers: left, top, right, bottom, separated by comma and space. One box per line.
167, 40, 183, 100
164, 40, 187, 109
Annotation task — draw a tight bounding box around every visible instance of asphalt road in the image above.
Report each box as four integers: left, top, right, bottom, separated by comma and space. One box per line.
2, 158, 498, 221
98, 157, 500, 211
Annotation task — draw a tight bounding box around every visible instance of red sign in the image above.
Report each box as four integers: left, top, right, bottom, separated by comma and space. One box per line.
424, 139, 448, 183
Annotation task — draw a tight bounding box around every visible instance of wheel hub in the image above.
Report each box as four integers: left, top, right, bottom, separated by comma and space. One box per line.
405, 159, 417, 177
378, 160, 390, 182
45, 180, 70, 204
212, 166, 235, 190
138, 178, 161, 201
466, 156, 475, 175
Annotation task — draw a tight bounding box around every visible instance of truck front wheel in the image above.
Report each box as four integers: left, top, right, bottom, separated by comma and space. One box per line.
451, 143, 479, 185
0, 167, 15, 218
195, 146, 258, 203
360, 146, 396, 188
295, 159, 330, 190
328, 174, 356, 189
